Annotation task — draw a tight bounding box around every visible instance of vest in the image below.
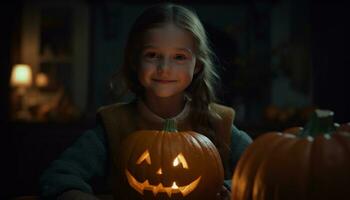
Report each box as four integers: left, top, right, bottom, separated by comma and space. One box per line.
97, 100, 235, 199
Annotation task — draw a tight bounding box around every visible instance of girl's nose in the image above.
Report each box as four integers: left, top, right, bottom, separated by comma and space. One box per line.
157, 57, 170, 72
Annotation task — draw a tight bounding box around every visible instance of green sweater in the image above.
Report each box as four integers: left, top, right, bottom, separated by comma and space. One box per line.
39, 124, 252, 199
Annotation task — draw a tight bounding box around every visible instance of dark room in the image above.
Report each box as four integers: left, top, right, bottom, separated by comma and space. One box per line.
1, 0, 349, 199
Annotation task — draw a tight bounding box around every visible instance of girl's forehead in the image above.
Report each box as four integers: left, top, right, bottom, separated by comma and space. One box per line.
142, 24, 195, 52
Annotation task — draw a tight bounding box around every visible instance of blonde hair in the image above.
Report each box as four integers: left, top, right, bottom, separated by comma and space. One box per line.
111, 3, 220, 138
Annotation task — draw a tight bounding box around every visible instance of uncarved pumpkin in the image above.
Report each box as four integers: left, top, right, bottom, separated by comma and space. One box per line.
120, 119, 224, 199
232, 109, 350, 200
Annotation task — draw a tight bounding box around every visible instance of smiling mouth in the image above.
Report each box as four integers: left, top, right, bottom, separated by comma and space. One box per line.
125, 170, 201, 197
152, 79, 177, 83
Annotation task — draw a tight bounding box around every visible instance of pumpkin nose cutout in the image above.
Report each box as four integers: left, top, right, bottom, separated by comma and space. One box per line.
156, 168, 162, 175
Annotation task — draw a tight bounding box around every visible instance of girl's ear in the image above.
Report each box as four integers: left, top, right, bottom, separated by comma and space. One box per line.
194, 61, 203, 74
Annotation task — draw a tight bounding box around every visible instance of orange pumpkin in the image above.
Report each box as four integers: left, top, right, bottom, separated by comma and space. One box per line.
232, 109, 350, 200
120, 119, 224, 199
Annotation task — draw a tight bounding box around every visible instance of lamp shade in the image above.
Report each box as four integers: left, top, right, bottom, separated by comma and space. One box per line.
10, 64, 33, 87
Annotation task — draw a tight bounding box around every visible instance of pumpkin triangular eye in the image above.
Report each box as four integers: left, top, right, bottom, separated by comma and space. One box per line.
173, 153, 188, 169
136, 150, 151, 165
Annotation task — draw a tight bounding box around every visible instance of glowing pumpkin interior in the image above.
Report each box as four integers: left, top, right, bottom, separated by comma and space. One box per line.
125, 149, 201, 197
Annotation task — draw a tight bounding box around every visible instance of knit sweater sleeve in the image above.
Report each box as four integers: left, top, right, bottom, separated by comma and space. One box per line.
39, 125, 108, 200
224, 125, 253, 189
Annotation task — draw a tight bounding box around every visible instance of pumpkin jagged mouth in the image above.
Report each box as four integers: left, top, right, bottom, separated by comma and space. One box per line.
125, 170, 201, 197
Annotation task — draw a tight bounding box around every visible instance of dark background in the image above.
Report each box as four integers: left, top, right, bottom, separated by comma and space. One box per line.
1, 0, 349, 199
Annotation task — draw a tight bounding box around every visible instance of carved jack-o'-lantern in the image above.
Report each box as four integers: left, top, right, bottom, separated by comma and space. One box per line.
120, 119, 224, 199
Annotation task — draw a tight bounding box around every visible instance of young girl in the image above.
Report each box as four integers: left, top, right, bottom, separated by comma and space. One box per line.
40, 3, 252, 200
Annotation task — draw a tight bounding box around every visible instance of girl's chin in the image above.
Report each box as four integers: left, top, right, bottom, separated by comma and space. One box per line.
153, 93, 178, 98
147, 90, 184, 99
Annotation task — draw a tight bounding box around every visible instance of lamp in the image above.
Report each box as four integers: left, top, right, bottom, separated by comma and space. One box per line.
11, 64, 33, 88
10, 64, 33, 120
35, 72, 49, 88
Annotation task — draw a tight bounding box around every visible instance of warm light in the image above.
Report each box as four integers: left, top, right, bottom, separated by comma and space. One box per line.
125, 169, 201, 197
171, 182, 179, 189
156, 168, 163, 174
35, 72, 49, 87
173, 157, 179, 166
136, 150, 151, 165
11, 64, 32, 87
173, 153, 188, 169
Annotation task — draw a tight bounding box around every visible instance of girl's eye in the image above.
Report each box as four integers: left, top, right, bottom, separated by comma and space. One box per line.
144, 52, 158, 59
174, 54, 187, 61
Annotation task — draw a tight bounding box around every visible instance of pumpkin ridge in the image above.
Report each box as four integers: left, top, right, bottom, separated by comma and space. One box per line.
253, 134, 299, 199
276, 136, 311, 199
190, 132, 223, 188
332, 132, 350, 158
129, 132, 145, 182
293, 137, 313, 200
331, 133, 350, 199
308, 133, 346, 199
177, 132, 197, 185
141, 132, 158, 182
156, 129, 165, 186
166, 131, 177, 185
121, 131, 140, 176
235, 133, 286, 200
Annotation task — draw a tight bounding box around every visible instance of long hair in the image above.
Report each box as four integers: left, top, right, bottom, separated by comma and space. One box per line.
111, 3, 220, 139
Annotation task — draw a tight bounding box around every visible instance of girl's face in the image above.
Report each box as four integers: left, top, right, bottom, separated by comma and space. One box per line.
138, 23, 199, 100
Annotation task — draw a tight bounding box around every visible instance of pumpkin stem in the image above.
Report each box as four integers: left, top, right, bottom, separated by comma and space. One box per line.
299, 109, 336, 137
163, 119, 178, 132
